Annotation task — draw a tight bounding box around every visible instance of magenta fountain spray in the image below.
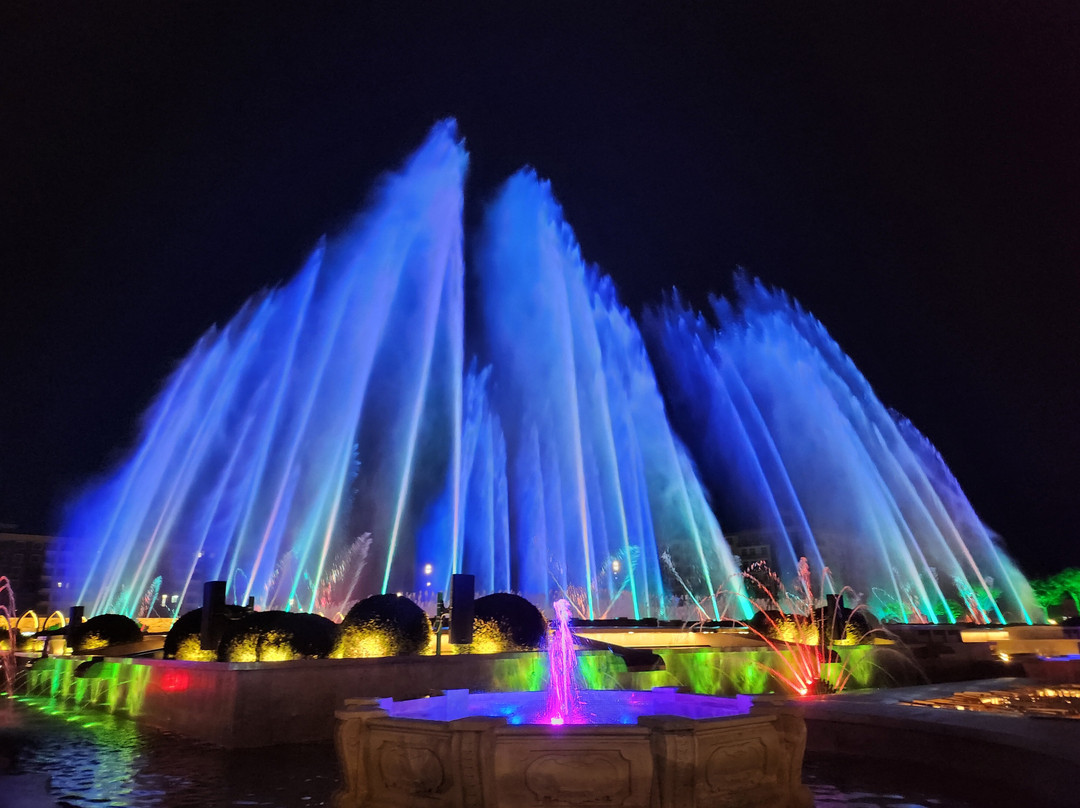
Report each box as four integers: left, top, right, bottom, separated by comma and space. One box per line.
544, 598, 582, 725
0, 577, 16, 696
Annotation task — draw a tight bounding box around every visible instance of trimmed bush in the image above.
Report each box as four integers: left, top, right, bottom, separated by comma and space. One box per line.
832, 610, 875, 645
471, 593, 547, 651
746, 606, 875, 647
68, 613, 143, 654
747, 610, 818, 644
334, 594, 431, 658
163, 606, 247, 661
219, 611, 337, 662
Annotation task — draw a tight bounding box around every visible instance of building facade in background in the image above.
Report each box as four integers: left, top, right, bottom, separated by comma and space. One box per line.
0, 531, 53, 612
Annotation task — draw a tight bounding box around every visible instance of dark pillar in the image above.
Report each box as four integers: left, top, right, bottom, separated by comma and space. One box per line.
66, 605, 84, 652
449, 574, 475, 645
200, 580, 227, 651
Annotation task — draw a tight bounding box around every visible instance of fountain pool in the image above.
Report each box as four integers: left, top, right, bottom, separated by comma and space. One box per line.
376, 684, 752, 726
335, 692, 810, 808
334, 597, 811, 807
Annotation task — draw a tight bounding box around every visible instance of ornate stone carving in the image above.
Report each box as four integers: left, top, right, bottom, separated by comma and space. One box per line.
704, 738, 769, 792
335, 720, 363, 799
379, 742, 446, 795
333, 701, 386, 808
524, 751, 628, 805
457, 729, 485, 808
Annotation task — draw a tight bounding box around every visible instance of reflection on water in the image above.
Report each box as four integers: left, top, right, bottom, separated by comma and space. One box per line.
804, 753, 1031, 808
0, 698, 337, 807
0, 697, 1030, 808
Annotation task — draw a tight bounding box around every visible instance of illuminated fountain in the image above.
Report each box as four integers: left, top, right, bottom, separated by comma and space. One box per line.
1, 577, 16, 696
544, 599, 581, 724
55, 121, 747, 622
335, 599, 812, 806
734, 559, 875, 696
646, 279, 1038, 624
466, 170, 747, 620
55, 120, 1035, 625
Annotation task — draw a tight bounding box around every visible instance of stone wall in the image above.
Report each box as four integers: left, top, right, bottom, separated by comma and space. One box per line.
335, 697, 812, 808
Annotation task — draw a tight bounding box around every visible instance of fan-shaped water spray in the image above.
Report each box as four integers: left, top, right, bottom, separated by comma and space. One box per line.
55, 123, 1035, 624
645, 275, 1037, 623
472, 171, 746, 619
58, 121, 468, 616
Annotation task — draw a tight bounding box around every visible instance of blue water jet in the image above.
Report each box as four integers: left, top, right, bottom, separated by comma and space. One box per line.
473, 171, 746, 619
58, 122, 468, 617
645, 275, 1037, 623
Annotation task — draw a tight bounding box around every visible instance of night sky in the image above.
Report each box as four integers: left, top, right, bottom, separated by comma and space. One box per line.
3, 5, 1077, 577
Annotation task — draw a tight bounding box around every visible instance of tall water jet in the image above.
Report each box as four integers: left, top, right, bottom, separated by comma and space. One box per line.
56, 121, 468, 616
422, 364, 512, 597
544, 598, 581, 724
0, 577, 16, 696
646, 275, 1038, 623
474, 171, 748, 619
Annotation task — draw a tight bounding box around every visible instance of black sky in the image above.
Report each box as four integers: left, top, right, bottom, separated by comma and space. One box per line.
2, 4, 1077, 576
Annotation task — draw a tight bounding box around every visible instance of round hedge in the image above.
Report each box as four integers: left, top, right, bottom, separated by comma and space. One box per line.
68, 613, 143, 654
830, 609, 874, 645
746, 607, 874, 646
334, 594, 431, 658
747, 610, 816, 643
218, 611, 337, 662
472, 593, 546, 651
163, 606, 248, 660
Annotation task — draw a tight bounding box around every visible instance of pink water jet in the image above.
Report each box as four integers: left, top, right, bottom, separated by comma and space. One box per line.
544, 598, 581, 724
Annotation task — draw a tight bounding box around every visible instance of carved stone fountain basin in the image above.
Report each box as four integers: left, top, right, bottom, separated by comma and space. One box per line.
335, 688, 811, 808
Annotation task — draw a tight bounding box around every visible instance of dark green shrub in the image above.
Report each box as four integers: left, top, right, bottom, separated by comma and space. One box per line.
334, 594, 431, 657
218, 611, 336, 662
746, 610, 817, 644
68, 613, 143, 654
472, 593, 546, 651
746, 606, 875, 646
163, 606, 247, 661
